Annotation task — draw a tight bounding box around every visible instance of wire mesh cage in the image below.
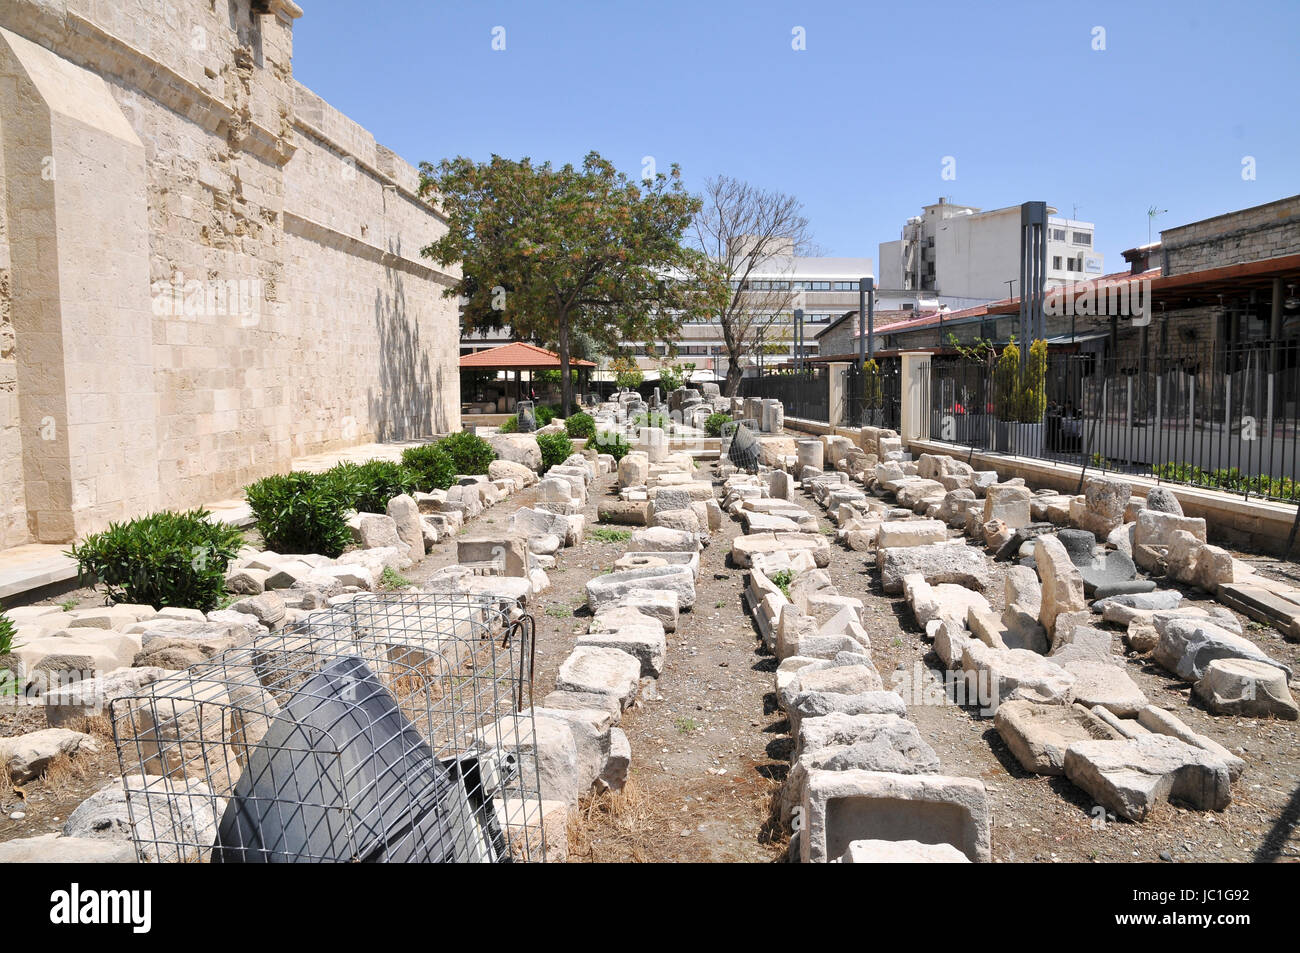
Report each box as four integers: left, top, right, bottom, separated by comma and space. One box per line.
724, 418, 761, 471
109, 592, 549, 863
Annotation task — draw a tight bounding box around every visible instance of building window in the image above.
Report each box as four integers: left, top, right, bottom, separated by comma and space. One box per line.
833, 281, 859, 291
1053, 256, 1062, 270
1051, 228, 1067, 241
1072, 231, 1092, 246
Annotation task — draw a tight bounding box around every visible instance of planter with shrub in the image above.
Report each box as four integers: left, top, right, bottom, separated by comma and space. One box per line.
68, 509, 246, 611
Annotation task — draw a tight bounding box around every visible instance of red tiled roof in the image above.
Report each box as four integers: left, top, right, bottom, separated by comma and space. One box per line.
459, 341, 597, 369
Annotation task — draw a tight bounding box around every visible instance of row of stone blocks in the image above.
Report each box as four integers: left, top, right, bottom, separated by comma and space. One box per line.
724, 467, 990, 863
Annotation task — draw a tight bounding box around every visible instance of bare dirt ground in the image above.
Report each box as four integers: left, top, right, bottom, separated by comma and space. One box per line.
411, 470, 790, 862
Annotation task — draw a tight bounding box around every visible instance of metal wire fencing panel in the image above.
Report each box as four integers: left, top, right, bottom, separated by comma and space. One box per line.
739, 367, 830, 422
109, 593, 547, 863
926, 340, 1300, 504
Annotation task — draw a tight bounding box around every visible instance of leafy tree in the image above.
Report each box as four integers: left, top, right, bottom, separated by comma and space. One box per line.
1019, 339, 1048, 423
611, 354, 644, 390
419, 152, 711, 415
994, 341, 1021, 422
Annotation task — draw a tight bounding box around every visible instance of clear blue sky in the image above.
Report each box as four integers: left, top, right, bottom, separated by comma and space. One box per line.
294, 0, 1300, 272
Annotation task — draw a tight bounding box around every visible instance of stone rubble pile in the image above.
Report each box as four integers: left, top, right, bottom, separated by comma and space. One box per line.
847, 447, 1298, 823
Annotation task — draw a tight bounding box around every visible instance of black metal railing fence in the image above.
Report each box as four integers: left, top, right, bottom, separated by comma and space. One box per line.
927, 338, 1300, 504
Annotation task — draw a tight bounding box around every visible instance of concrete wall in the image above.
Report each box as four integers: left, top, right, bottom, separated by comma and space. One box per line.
0, 0, 459, 546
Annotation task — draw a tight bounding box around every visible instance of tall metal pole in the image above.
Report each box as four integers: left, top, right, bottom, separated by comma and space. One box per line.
794, 308, 804, 372
858, 281, 867, 367
864, 276, 876, 360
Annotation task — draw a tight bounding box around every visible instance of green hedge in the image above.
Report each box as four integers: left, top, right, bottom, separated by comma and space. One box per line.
245, 471, 354, 558
326, 459, 418, 514
565, 412, 596, 440
68, 509, 245, 611
536, 431, 574, 474
401, 443, 458, 491
436, 431, 496, 475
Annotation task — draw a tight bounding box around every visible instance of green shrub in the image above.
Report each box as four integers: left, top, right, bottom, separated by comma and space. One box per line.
0, 603, 16, 656
586, 430, 631, 461
565, 412, 596, 440
862, 358, 884, 409
1152, 462, 1297, 501
994, 342, 1020, 422
589, 526, 631, 543
245, 472, 354, 558
499, 405, 557, 433
0, 603, 16, 695
68, 509, 245, 611
401, 443, 458, 491
328, 459, 418, 514
536, 431, 574, 474
704, 412, 731, 438
436, 431, 496, 475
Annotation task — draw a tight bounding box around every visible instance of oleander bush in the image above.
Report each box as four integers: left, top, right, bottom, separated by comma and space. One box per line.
68, 509, 245, 611
565, 412, 596, 440
536, 431, 574, 474
327, 459, 418, 514
244, 471, 354, 558
436, 431, 497, 475
401, 443, 458, 491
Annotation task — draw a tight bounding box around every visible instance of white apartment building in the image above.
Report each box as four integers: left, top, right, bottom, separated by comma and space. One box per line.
659, 254, 875, 380
879, 198, 1104, 302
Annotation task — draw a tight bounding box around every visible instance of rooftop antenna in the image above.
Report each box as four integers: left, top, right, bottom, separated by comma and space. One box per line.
1147, 205, 1167, 244
1072, 203, 1082, 220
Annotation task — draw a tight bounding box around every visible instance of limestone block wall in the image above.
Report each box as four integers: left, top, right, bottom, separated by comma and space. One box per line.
0, 0, 460, 545
1162, 195, 1300, 276
0, 110, 21, 549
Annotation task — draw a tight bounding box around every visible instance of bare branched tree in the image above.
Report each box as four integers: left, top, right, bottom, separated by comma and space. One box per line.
691, 175, 814, 396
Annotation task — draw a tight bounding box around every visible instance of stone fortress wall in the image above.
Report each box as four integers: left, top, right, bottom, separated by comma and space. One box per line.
0, 0, 460, 548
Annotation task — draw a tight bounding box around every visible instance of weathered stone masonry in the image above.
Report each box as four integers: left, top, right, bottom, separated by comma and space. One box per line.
0, 0, 460, 548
